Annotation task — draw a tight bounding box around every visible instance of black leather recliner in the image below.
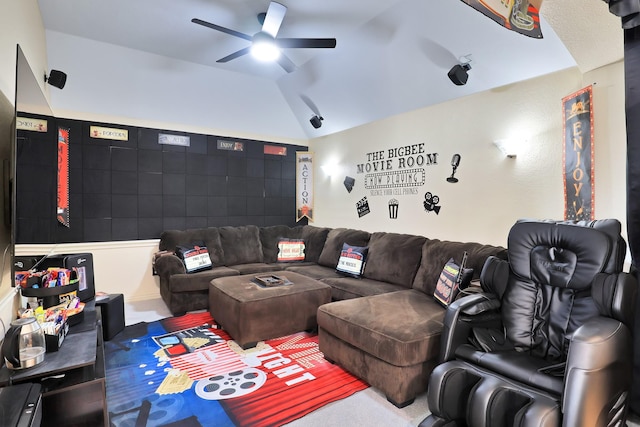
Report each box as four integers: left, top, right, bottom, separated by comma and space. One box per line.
420, 219, 637, 427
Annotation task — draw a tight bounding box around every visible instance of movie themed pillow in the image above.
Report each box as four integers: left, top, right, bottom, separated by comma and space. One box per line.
433, 257, 473, 307
175, 244, 213, 274
277, 239, 306, 262
336, 243, 368, 278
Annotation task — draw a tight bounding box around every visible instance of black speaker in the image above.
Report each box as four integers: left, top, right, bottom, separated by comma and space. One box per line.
448, 64, 470, 86
47, 70, 67, 89
96, 293, 125, 340
310, 115, 323, 129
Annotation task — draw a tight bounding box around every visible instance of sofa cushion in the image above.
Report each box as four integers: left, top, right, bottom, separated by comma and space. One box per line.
336, 243, 369, 278
169, 267, 239, 293
284, 264, 344, 281
301, 226, 331, 263
412, 239, 507, 296
317, 228, 371, 268
317, 289, 445, 366
320, 277, 406, 300
259, 225, 303, 263
228, 263, 283, 275
159, 227, 225, 265
364, 232, 427, 288
175, 244, 212, 273
219, 225, 264, 265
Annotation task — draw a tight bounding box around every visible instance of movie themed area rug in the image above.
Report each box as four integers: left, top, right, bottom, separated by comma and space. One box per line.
105, 312, 369, 427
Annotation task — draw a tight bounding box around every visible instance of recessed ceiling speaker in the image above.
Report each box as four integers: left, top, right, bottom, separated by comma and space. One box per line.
45, 70, 67, 89
310, 115, 324, 129
448, 63, 471, 86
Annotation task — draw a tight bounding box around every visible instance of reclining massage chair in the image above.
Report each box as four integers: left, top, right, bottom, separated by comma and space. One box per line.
420, 219, 637, 427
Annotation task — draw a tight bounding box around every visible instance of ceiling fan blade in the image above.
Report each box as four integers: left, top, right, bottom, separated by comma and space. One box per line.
276, 38, 337, 49
262, 2, 287, 37
191, 18, 252, 41
277, 54, 297, 73
217, 47, 251, 63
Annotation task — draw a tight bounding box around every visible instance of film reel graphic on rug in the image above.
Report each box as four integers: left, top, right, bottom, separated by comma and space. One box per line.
195, 368, 267, 400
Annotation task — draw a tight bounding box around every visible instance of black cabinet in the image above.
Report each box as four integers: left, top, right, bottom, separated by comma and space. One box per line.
0, 301, 107, 426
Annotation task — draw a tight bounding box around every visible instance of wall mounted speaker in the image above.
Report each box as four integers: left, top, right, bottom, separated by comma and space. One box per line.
448, 64, 471, 86
46, 70, 67, 89
310, 115, 323, 129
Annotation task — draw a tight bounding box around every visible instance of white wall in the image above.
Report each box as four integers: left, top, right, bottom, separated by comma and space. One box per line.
0, 0, 49, 106
308, 62, 626, 251
15, 240, 160, 302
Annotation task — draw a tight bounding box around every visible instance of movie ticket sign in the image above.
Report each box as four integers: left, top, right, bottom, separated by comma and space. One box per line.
277, 239, 306, 262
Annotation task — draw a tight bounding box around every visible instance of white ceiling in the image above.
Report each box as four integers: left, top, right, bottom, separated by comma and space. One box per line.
37, 0, 624, 141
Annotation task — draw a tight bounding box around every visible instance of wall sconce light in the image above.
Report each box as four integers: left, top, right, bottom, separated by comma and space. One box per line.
321, 163, 339, 176
45, 69, 67, 89
493, 139, 518, 158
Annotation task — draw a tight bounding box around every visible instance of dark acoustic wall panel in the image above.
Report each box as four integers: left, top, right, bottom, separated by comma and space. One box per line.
15, 115, 308, 244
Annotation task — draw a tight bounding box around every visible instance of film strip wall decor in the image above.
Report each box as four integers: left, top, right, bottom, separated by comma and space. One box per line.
57, 127, 70, 227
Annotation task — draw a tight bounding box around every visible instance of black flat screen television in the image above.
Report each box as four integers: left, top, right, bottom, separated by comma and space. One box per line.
11, 45, 56, 288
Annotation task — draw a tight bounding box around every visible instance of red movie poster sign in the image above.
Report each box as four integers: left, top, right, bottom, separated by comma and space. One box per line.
57, 127, 70, 227
562, 86, 594, 221
460, 0, 543, 38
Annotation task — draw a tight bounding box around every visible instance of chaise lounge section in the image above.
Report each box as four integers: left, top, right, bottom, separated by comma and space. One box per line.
317, 236, 508, 407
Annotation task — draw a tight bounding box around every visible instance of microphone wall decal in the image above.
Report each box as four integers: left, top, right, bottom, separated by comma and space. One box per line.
447, 154, 461, 183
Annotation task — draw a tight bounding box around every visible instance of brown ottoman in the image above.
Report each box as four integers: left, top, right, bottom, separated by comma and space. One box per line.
209, 271, 331, 349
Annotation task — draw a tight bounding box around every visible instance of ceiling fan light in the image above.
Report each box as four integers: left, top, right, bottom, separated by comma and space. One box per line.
251, 33, 280, 62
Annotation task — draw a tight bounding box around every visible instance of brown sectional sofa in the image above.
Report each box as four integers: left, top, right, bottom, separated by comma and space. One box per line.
154, 224, 506, 407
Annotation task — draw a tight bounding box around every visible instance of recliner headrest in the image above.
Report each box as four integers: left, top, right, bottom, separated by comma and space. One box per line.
517, 219, 625, 272
508, 222, 612, 290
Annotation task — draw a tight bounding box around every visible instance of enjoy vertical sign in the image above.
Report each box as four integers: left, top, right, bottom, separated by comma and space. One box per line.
562, 85, 594, 221
296, 152, 314, 222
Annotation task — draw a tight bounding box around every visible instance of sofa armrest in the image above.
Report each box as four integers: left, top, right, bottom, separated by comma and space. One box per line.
439, 293, 501, 363
154, 253, 186, 278
562, 317, 633, 425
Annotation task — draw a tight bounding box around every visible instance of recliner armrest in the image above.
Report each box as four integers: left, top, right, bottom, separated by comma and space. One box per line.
154, 254, 186, 278
563, 317, 633, 425
439, 293, 502, 363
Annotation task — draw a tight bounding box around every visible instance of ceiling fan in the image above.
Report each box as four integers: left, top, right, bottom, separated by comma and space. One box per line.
192, 1, 336, 73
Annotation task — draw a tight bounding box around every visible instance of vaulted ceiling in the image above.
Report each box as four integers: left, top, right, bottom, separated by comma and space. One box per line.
38, 0, 623, 141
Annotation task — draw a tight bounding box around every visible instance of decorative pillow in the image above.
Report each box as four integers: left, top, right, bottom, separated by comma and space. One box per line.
277, 239, 306, 262
175, 244, 213, 273
336, 243, 369, 278
434, 258, 473, 307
